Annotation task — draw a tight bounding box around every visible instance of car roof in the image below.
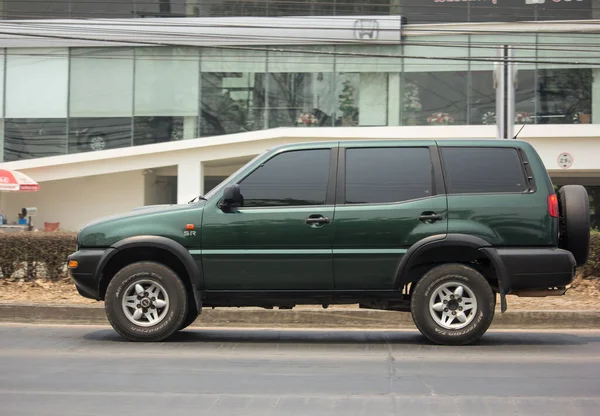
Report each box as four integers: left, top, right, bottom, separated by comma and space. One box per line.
268, 138, 532, 152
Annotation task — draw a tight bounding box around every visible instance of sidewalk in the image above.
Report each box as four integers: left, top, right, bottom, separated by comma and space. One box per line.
1, 302, 599, 329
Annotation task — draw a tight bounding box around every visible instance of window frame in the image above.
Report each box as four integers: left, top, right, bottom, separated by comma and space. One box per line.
233, 147, 338, 210
336, 145, 444, 206
439, 146, 536, 196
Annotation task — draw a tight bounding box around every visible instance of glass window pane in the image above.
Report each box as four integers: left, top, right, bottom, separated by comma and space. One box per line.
268, 46, 334, 73
537, 34, 599, 70
200, 73, 267, 136
345, 148, 433, 204
336, 45, 400, 73
404, 36, 469, 73
404, 72, 468, 126
133, 116, 185, 146
6, 48, 68, 118
68, 117, 132, 154
134, 47, 199, 117
537, 69, 593, 125
4, 119, 66, 162
201, 48, 266, 73
470, 70, 536, 126
441, 147, 528, 194
70, 48, 134, 117
267, 72, 335, 128
239, 149, 330, 207
403, 36, 469, 126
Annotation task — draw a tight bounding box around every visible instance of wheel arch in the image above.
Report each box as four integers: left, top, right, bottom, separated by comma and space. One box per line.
394, 234, 510, 312
96, 236, 203, 313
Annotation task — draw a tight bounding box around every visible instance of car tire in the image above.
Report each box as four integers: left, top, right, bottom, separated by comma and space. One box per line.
411, 264, 496, 346
558, 185, 590, 266
105, 261, 188, 342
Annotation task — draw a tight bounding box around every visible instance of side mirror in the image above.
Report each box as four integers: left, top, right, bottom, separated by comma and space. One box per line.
219, 184, 243, 211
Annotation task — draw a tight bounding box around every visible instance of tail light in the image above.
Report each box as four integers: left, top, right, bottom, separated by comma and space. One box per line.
548, 194, 559, 218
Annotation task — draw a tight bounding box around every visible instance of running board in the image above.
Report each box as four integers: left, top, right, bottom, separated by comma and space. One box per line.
512, 287, 567, 297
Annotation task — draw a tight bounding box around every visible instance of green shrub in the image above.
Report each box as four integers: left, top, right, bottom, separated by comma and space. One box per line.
0, 232, 76, 281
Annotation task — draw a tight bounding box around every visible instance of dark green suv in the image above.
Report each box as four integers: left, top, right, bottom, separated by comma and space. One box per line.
68, 139, 590, 345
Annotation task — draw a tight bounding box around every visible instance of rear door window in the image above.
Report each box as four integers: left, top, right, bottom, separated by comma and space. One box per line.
344, 147, 433, 204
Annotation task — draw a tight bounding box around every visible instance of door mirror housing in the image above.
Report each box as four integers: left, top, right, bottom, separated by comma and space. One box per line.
219, 184, 243, 210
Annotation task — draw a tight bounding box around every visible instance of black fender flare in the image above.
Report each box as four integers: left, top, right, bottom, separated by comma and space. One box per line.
394, 234, 510, 312
96, 236, 204, 312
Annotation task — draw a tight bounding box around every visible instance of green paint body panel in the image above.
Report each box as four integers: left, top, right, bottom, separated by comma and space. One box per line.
75, 138, 560, 295
333, 196, 448, 289
201, 204, 335, 290
77, 203, 204, 249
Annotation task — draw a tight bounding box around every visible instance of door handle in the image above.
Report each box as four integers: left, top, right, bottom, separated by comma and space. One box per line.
419, 212, 443, 222
305, 215, 330, 226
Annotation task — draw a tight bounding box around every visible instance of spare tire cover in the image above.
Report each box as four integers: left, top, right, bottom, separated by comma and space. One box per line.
558, 185, 590, 267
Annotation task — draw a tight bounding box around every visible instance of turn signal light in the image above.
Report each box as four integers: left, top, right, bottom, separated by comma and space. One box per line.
185, 224, 195, 230
548, 194, 559, 218
68, 260, 79, 269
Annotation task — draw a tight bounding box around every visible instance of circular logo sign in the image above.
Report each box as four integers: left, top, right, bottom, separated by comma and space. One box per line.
557, 152, 574, 169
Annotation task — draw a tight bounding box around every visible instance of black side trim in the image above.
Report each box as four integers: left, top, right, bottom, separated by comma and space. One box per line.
478, 247, 511, 312
335, 145, 346, 205
99, 236, 204, 307
393, 234, 491, 288
325, 146, 339, 206
495, 247, 576, 291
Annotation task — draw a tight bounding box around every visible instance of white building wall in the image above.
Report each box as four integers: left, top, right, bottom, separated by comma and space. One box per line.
1, 170, 145, 232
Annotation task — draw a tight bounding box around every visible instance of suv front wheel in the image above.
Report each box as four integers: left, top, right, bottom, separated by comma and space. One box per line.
105, 262, 188, 342
411, 264, 496, 345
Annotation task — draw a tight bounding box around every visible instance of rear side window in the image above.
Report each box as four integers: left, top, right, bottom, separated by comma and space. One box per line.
441, 147, 528, 194
345, 147, 433, 204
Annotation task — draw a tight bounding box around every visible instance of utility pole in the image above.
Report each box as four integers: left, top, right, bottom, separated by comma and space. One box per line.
494, 46, 517, 139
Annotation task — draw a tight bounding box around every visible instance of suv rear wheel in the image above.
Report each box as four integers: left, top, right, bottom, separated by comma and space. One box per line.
411, 264, 496, 345
105, 261, 187, 342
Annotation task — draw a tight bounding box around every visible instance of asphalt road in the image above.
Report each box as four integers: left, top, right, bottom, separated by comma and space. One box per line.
1, 324, 600, 416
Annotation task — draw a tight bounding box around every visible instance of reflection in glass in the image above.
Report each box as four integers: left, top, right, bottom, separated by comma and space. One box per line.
134, 117, 184, 146
200, 73, 266, 136
537, 69, 592, 125
239, 149, 330, 207
69, 118, 132, 153
4, 119, 67, 162
345, 147, 432, 204
403, 72, 468, 126
469, 70, 535, 125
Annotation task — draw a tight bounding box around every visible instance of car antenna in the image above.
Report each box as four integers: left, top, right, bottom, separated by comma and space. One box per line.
513, 124, 526, 140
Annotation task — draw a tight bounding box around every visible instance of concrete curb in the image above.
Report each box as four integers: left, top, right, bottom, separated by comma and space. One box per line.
1, 303, 599, 329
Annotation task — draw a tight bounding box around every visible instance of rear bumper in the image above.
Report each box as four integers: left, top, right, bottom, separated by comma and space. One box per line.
496, 247, 576, 292
67, 249, 106, 300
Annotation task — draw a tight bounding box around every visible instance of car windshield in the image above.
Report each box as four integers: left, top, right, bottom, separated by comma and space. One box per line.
201, 152, 266, 201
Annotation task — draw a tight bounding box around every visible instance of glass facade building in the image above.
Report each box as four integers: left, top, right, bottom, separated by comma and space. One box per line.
0, 0, 599, 162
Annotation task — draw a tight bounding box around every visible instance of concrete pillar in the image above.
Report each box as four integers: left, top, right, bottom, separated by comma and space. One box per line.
387, 73, 401, 126
0, 120, 4, 161
593, 69, 600, 125
177, 160, 203, 204
183, 116, 196, 139
359, 73, 388, 126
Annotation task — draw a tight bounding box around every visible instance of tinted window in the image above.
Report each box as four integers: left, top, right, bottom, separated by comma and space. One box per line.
345, 147, 433, 204
441, 147, 528, 194
239, 149, 330, 207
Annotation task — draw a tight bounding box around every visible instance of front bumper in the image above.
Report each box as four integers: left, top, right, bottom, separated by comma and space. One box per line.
67, 249, 107, 300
